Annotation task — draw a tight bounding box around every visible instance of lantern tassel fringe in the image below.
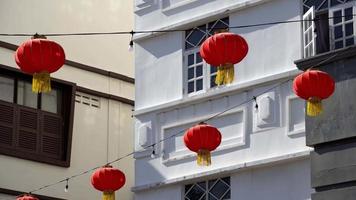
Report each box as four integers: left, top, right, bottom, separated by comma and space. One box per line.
307, 98, 322, 117
32, 72, 51, 93
102, 191, 115, 200
215, 64, 234, 85
197, 149, 211, 166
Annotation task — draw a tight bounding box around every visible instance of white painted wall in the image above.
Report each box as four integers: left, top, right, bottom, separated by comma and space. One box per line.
134, 0, 301, 110
134, 0, 310, 199
134, 159, 312, 200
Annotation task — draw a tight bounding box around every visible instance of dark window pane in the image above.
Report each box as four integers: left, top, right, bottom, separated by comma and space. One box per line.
331, 0, 342, 6
185, 184, 193, 194
346, 38, 354, 46
188, 81, 194, 93
208, 194, 218, 200
42, 89, 61, 113
209, 180, 230, 199
222, 177, 230, 185
17, 81, 38, 109
333, 10, 342, 24
335, 40, 344, 49
185, 185, 205, 200
222, 191, 231, 199
196, 52, 202, 63
345, 7, 353, 21
196, 79, 203, 91
346, 22, 354, 36
188, 54, 194, 66
211, 66, 218, 73
188, 67, 194, 80
0, 76, 14, 103
186, 27, 206, 47
211, 75, 217, 88
334, 25, 343, 39
196, 65, 203, 77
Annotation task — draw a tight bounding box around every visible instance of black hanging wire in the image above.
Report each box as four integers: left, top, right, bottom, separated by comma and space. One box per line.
0, 14, 355, 37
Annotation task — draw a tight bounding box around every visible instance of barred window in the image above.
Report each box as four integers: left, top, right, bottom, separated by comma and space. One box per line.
184, 17, 229, 95
184, 177, 231, 200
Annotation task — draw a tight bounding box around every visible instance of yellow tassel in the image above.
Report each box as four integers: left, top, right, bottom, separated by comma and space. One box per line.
197, 149, 211, 166
32, 71, 51, 93
102, 191, 115, 200
215, 64, 234, 85
307, 97, 322, 117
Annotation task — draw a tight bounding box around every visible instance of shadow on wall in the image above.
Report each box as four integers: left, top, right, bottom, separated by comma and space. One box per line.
161, 0, 216, 16
230, 0, 300, 35
135, 0, 160, 16
139, 31, 182, 58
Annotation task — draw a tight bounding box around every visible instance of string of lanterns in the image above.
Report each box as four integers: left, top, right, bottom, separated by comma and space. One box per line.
4, 13, 339, 200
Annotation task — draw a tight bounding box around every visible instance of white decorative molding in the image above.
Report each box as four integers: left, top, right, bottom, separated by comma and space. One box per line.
132, 150, 311, 192
161, 106, 247, 165
134, 121, 153, 159
134, 69, 299, 116
286, 95, 305, 136
161, 0, 200, 12
253, 87, 281, 132
135, 0, 160, 13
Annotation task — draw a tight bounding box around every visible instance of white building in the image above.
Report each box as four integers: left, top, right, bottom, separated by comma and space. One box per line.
132, 0, 354, 199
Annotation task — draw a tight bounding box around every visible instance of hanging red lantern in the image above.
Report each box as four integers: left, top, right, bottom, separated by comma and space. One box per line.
14, 34, 65, 93
183, 123, 222, 166
91, 165, 126, 200
16, 194, 39, 200
293, 69, 335, 117
200, 32, 248, 85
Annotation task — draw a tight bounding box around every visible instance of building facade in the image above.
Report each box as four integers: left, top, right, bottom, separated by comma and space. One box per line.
0, 1, 134, 199
131, 0, 346, 199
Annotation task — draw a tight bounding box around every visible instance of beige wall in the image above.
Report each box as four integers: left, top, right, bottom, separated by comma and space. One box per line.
0, 0, 135, 199
0, 0, 134, 77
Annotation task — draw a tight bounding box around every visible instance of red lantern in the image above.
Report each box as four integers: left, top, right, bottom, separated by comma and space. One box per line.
184, 123, 222, 166
16, 194, 39, 200
91, 165, 126, 200
293, 69, 335, 117
14, 34, 65, 93
200, 32, 248, 85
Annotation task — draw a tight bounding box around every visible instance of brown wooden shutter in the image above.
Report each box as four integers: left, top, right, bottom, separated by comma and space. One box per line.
17, 107, 39, 152
0, 101, 15, 147
41, 112, 62, 159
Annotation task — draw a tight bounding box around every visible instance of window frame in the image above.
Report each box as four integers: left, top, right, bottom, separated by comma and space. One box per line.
0, 64, 76, 167
183, 17, 229, 96
301, 0, 356, 57
184, 176, 231, 200
329, 2, 356, 50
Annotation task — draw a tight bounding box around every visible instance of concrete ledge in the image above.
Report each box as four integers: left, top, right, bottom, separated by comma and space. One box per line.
132, 150, 311, 192
134, 69, 300, 116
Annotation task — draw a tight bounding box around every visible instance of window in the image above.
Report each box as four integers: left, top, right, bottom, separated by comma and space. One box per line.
184, 17, 229, 95
0, 66, 75, 167
184, 177, 231, 200
302, 0, 356, 58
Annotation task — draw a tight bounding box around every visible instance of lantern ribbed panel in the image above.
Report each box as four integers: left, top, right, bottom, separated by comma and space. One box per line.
16, 195, 39, 200
91, 166, 126, 192
200, 32, 248, 66
15, 39, 65, 74
293, 70, 335, 101
183, 123, 221, 153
